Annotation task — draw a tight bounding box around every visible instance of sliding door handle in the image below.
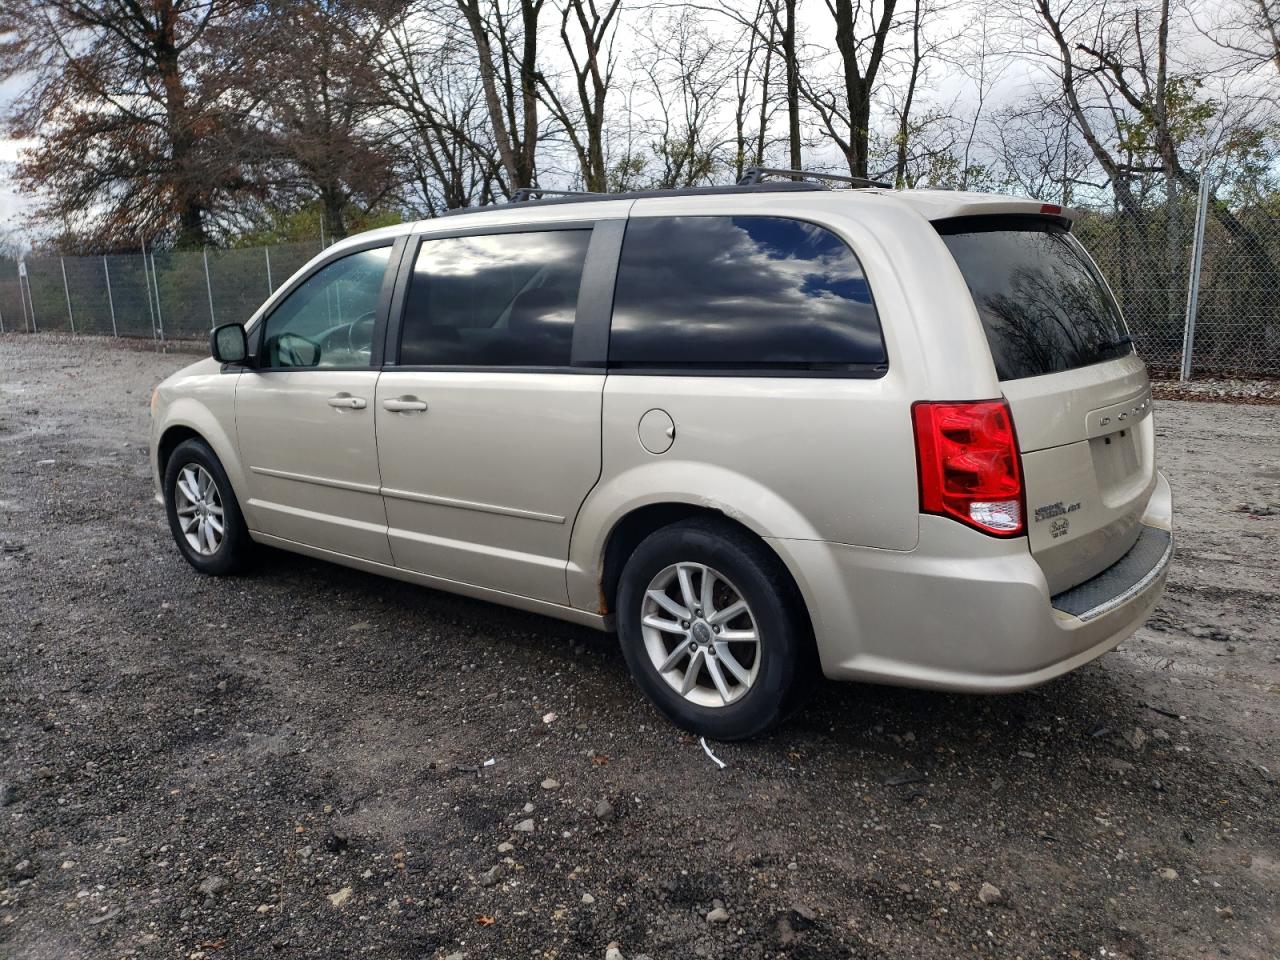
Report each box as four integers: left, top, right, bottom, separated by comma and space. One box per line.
327, 394, 367, 409
383, 397, 428, 413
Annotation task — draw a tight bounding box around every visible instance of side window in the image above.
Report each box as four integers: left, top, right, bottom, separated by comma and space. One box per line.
399, 230, 591, 367
609, 216, 886, 370
261, 247, 391, 368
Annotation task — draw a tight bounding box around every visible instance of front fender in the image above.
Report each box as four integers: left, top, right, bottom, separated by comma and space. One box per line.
566, 459, 823, 612
152, 371, 250, 523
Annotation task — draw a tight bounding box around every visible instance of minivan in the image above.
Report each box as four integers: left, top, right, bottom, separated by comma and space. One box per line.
150, 169, 1173, 739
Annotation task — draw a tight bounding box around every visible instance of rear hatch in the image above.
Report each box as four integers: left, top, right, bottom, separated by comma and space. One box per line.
936, 213, 1156, 594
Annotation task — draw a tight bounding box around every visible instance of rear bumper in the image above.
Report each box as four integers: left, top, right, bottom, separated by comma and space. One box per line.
770, 470, 1173, 692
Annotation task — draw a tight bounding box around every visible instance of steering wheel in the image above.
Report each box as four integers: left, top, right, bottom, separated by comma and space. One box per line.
348, 311, 377, 356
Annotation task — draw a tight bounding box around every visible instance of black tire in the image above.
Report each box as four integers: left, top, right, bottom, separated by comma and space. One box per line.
163, 437, 252, 575
616, 517, 815, 740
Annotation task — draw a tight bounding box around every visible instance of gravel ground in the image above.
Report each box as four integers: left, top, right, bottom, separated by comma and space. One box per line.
1152, 378, 1280, 405
1, 333, 1278, 960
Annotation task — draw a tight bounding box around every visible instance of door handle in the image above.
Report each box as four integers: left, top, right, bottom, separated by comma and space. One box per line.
327, 394, 367, 409
383, 396, 428, 413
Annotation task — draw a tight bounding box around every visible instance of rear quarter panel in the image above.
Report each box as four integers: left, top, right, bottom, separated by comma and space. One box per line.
567, 372, 918, 614
566, 192, 1001, 611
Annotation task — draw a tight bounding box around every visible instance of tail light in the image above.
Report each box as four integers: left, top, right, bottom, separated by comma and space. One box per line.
912, 400, 1025, 537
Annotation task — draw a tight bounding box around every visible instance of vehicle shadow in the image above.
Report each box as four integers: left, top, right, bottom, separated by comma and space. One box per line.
251, 543, 1152, 766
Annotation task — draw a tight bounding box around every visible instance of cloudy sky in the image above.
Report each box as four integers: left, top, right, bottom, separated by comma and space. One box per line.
0, 75, 32, 248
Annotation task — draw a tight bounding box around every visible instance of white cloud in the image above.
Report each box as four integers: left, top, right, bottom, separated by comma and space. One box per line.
0, 75, 35, 245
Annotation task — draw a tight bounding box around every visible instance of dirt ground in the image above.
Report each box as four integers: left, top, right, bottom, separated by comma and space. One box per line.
1, 333, 1277, 960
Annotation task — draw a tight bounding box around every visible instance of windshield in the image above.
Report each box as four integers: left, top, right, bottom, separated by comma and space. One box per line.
937, 216, 1133, 381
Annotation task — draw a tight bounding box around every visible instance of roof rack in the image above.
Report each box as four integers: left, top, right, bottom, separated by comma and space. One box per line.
736, 166, 892, 190
437, 181, 825, 218
510, 187, 604, 203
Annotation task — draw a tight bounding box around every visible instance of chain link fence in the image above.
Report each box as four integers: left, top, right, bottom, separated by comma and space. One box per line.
1074, 185, 1280, 379
0, 241, 322, 342
1, 199, 1278, 379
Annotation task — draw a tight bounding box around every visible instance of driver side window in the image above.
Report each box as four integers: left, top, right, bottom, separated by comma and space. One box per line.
261, 246, 391, 368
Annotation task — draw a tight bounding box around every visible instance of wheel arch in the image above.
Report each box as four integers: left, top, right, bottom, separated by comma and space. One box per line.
598, 502, 823, 721
155, 398, 251, 519
568, 461, 822, 614
590, 503, 815, 652
157, 424, 204, 480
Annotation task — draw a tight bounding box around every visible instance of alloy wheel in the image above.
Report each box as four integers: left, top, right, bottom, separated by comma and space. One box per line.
174, 464, 225, 556
639, 562, 761, 708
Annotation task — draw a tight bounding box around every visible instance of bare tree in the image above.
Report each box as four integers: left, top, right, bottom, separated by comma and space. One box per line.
988, 97, 1095, 204
376, 10, 504, 211
816, 0, 901, 178
779, 0, 802, 168
889, 0, 922, 186
1026, 0, 1150, 222
633, 8, 737, 187
1194, 0, 1280, 75
1034, 0, 1268, 248
537, 0, 622, 191
455, 0, 543, 191
699, 0, 801, 169
952, 2, 1008, 190
730, 0, 782, 179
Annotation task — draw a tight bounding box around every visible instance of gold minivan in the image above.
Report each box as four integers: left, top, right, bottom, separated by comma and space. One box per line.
150, 170, 1173, 739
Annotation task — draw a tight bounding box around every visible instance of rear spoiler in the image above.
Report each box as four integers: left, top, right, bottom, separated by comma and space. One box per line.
933, 212, 1074, 235
890, 191, 1076, 224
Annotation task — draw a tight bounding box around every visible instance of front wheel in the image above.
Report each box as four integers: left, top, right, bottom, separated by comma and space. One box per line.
616, 518, 814, 740
163, 438, 252, 575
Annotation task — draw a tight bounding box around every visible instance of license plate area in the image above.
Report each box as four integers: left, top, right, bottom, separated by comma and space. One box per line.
1091, 414, 1153, 509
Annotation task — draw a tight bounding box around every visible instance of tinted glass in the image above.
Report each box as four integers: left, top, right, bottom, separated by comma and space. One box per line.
938, 219, 1133, 381
399, 230, 591, 367
261, 247, 390, 368
609, 216, 885, 369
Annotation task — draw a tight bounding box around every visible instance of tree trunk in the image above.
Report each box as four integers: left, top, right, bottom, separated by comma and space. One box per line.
783, 0, 801, 170
517, 0, 541, 187
756, 24, 775, 168
155, 1, 205, 247
457, 0, 524, 189
842, 77, 874, 177
322, 185, 348, 240
894, 0, 922, 188
831, 0, 897, 179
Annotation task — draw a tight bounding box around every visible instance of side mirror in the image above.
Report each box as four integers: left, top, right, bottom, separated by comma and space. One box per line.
211, 323, 248, 364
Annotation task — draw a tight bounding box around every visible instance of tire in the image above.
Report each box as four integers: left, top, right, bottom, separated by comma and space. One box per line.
163, 438, 252, 575
616, 517, 815, 740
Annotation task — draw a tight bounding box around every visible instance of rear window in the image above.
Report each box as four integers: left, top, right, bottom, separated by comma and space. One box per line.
609, 215, 886, 372
937, 216, 1133, 381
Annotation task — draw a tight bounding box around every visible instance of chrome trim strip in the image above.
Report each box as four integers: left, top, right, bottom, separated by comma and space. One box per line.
379, 487, 565, 524
249, 465, 381, 495
1074, 535, 1174, 622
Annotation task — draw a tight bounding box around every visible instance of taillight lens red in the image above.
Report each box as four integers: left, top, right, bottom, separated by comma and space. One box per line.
912, 400, 1025, 537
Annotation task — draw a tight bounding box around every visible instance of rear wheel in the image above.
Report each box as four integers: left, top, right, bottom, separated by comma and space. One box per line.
163, 438, 251, 575
616, 518, 813, 740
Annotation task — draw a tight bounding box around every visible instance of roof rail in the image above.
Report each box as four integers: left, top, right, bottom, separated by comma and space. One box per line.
510, 187, 605, 203
736, 166, 892, 190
